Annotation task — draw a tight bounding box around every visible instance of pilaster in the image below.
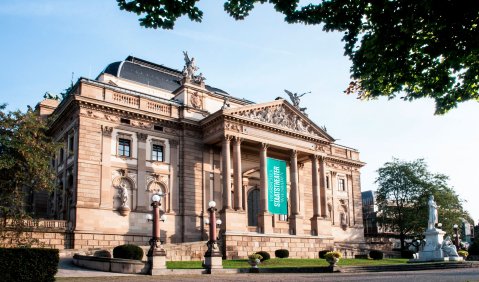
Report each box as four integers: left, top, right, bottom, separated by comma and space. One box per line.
100, 125, 113, 208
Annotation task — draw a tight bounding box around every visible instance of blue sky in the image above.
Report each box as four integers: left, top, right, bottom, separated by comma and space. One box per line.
1, 0, 478, 222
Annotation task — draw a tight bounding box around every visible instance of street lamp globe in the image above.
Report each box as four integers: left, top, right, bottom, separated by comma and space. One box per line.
453, 224, 458, 229
208, 201, 216, 208
216, 219, 222, 226
160, 214, 167, 222
152, 194, 161, 203
146, 214, 153, 221
205, 218, 210, 225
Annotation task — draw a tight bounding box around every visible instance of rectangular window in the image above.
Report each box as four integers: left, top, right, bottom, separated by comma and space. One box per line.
326, 176, 330, 189
338, 178, 345, 191
279, 214, 288, 221
118, 138, 131, 157
68, 135, 74, 154
151, 144, 164, 162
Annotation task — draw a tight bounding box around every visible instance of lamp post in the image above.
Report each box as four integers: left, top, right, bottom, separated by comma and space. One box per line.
453, 224, 459, 248
147, 192, 167, 274
203, 200, 223, 272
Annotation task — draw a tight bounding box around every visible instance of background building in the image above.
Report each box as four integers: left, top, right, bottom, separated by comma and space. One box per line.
36, 55, 366, 258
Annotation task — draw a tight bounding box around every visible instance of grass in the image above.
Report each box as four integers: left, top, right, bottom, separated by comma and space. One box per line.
166, 258, 409, 269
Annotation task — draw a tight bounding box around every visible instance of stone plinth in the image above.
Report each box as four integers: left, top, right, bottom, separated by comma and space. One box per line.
410, 228, 446, 262
148, 249, 167, 275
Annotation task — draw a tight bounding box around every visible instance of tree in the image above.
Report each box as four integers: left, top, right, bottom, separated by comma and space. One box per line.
116, 0, 479, 114
375, 158, 471, 250
0, 104, 58, 246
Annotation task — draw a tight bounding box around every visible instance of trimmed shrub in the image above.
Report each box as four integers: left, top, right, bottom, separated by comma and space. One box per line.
94, 249, 112, 258
0, 248, 59, 282
275, 249, 289, 258
369, 250, 384, 260
113, 244, 144, 260
255, 251, 270, 262
401, 250, 415, 259
318, 250, 330, 259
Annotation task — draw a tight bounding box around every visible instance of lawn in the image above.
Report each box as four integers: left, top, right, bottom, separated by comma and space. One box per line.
166, 258, 409, 269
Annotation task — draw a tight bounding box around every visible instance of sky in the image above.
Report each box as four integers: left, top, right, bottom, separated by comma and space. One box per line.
1, 1, 478, 222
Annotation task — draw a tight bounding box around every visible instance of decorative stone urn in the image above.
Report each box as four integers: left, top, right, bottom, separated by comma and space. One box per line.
248, 258, 261, 268
247, 254, 262, 273
326, 256, 339, 267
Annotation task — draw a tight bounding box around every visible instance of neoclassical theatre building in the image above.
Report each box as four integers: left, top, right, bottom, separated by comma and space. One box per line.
37, 55, 365, 258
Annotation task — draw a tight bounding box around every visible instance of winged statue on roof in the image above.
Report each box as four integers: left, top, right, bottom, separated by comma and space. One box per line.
284, 90, 310, 116
182, 51, 202, 83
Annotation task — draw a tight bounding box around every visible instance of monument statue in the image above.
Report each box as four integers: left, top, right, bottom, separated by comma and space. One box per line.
441, 236, 459, 257
427, 195, 438, 230
284, 90, 310, 109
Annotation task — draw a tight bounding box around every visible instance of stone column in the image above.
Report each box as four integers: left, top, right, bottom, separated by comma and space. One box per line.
259, 143, 273, 233
136, 133, 148, 211
311, 155, 320, 217
169, 140, 179, 213
289, 150, 303, 235
318, 156, 327, 217
222, 136, 232, 210
233, 137, 243, 211
100, 126, 113, 208
331, 171, 337, 225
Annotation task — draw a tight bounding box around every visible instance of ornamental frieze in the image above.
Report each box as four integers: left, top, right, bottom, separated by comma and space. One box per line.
235, 105, 318, 136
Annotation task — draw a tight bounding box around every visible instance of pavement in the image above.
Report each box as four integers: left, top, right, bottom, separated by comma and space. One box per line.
56, 258, 142, 278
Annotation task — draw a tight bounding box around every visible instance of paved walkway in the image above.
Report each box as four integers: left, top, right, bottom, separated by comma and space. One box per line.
56, 258, 141, 278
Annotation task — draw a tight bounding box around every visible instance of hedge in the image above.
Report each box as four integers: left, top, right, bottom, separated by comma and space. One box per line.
275, 249, 289, 258
0, 248, 59, 282
255, 251, 270, 261
113, 244, 144, 260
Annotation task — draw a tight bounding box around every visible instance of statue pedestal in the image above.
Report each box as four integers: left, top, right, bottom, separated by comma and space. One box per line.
410, 228, 447, 262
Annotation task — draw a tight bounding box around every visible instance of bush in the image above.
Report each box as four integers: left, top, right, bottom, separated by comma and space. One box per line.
0, 248, 59, 282
318, 250, 330, 259
401, 250, 415, 259
324, 251, 342, 260
255, 251, 270, 262
468, 241, 479, 256
113, 244, 144, 260
458, 250, 468, 259
94, 249, 112, 258
369, 250, 384, 260
275, 249, 289, 258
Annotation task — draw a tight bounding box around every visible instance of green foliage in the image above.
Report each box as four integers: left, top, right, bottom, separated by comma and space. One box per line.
0, 248, 59, 282
324, 251, 342, 260
117, 1, 479, 114
375, 158, 471, 249
318, 250, 329, 259
458, 250, 468, 258
275, 249, 289, 258
248, 253, 262, 260
0, 104, 58, 246
113, 244, 144, 260
94, 249, 112, 258
255, 251, 270, 261
369, 250, 384, 260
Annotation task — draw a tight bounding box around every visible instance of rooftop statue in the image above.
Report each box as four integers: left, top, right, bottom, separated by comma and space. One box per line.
182, 51, 205, 84
284, 90, 310, 109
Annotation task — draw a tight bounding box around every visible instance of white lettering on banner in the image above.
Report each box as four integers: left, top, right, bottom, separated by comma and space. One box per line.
273, 166, 281, 207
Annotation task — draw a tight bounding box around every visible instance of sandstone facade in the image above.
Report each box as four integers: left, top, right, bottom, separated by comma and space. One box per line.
36, 55, 365, 259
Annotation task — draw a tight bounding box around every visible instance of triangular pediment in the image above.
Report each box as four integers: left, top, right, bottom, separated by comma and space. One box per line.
223, 99, 334, 142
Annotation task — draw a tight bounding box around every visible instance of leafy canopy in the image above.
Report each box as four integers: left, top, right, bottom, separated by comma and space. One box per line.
117, 0, 479, 114
0, 104, 58, 245
375, 158, 471, 249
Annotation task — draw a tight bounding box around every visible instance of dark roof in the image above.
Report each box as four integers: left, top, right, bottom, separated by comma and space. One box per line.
101, 56, 229, 95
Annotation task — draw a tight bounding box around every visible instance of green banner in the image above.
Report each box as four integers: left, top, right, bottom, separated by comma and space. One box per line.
267, 157, 287, 214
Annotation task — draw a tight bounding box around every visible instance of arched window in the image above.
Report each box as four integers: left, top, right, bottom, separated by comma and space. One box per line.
247, 189, 260, 226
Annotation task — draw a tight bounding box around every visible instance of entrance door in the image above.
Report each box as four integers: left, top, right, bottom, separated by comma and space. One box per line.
247, 189, 260, 226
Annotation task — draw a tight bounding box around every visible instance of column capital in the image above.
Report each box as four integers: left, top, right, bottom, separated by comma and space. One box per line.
102, 125, 113, 137
223, 135, 233, 142
260, 142, 268, 150
137, 132, 148, 142
234, 136, 243, 144
290, 149, 298, 158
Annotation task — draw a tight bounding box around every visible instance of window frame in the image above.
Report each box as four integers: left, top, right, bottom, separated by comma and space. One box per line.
118, 138, 131, 157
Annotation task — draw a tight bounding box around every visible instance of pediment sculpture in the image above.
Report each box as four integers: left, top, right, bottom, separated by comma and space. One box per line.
235, 104, 321, 137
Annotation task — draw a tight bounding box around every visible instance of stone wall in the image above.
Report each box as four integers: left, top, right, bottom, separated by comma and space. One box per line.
223, 234, 335, 259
